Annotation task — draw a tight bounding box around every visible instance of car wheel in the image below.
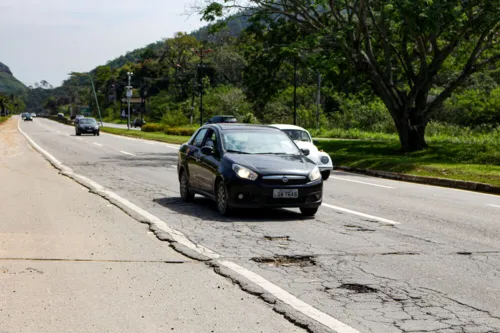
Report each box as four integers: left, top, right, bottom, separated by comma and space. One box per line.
97, 131, 100, 136
76, 131, 81, 136
300, 207, 318, 216
216, 181, 231, 216
321, 170, 331, 181
180, 171, 194, 202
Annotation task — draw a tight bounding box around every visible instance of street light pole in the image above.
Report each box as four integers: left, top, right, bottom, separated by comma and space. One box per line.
126, 72, 133, 130
192, 47, 212, 126
293, 58, 297, 125
68, 72, 102, 125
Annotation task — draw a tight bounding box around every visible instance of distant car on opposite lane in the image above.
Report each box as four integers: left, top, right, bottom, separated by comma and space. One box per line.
270, 124, 333, 180
204, 115, 237, 125
75, 117, 100, 136
133, 118, 146, 128
31, 113, 37, 118
177, 124, 323, 216
22, 113, 33, 121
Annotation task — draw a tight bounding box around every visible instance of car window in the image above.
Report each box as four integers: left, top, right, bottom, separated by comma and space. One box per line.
191, 128, 208, 147
283, 129, 311, 142
204, 130, 219, 153
222, 129, 300, 155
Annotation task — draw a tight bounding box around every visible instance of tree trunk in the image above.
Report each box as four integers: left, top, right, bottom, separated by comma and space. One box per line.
395, 113, 428, 153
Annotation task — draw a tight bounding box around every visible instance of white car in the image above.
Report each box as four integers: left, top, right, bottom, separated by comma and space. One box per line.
270, 124, 333, 180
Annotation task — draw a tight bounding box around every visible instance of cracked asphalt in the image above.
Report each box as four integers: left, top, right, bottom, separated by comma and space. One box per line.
18, 118, 500, 333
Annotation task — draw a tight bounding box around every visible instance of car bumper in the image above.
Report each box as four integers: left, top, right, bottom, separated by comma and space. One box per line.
226, 179, 323, 209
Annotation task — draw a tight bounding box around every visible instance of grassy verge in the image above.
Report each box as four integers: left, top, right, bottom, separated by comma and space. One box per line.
101, 127, 190, 145
0, 115, 12, 125
317, 139, 500, 187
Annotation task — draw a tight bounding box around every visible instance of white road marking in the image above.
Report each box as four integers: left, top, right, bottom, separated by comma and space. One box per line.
145, 141, 156, 145
120, 151, 136, 156
330, 176, 395, 189
18, 119, 360, 333
171, 165, 177, 168
220, 260, 360, 333
322, 203, 400, 225
487, 204, 500, 208
93, 142, 103, 147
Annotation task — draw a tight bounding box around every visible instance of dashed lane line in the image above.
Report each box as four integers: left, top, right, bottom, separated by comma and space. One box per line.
120, 151, 136, 156
322, 203, 400, 225
330, 176, 395, 189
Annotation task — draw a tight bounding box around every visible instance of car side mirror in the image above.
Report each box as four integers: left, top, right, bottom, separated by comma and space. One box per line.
201, 146, 214, 155
301, 148, 310, 156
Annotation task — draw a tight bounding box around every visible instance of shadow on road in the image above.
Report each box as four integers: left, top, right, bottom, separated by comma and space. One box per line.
153, 196, 310, 223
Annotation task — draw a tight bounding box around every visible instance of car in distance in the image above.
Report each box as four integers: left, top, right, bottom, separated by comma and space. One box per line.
177, 124, 323, 216
31, 113, 37, 118
204, 115, 238, 125
22, 112, 33, 121
133, 118, 146, 128
270, 124, 333, 180
75, 117, 100, 136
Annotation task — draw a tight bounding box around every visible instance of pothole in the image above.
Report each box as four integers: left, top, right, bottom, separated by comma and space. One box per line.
339, 283, 378, 294
251, 255, 315, 267
457, 252, 473, 255
264, 235, 290, 241
344, 225, 376, 232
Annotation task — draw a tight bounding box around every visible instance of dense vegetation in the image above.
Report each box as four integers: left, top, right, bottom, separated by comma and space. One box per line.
26, 1, 499, 154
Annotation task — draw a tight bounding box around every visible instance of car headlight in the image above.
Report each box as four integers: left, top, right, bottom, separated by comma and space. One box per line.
95, 126, 99, 129
309, 166, 321, 182
320, 156, 329, 164
232, 164, 258, 181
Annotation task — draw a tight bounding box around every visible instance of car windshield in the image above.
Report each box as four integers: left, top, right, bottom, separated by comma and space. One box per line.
282, 129, 311, 142
222, 129, 300, 155
79, 119, 96, 125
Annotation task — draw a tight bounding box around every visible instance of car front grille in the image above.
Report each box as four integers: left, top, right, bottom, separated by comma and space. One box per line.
261, 175, 308, 186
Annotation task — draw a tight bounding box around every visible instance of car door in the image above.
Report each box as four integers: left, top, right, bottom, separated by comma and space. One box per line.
186, 128, 209, 190
198, 129, 222, 195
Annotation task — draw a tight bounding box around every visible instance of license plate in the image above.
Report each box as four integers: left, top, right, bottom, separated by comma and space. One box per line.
273, 189, 299, 199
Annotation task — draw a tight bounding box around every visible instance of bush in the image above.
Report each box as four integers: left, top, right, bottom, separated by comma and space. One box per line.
164, 127, 197, 136
161, 109, 190, 127
141, 123, 165, 132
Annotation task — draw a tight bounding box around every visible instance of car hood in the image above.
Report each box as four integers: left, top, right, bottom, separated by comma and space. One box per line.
226, 153, 314, 176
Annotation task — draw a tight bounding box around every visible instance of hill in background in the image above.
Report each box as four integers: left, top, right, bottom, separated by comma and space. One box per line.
0, 62, 27, 95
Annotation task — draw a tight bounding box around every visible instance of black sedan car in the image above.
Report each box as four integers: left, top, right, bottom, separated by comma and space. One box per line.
22, 112, 33, 121
177, 124, 323, 216
75, 117, 100, 136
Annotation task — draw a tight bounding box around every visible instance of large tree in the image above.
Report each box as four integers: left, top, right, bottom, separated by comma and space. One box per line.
200, 0, 500, 151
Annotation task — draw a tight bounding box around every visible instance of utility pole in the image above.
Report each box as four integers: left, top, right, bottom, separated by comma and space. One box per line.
293, 58, 297, 125
126, 72, 133, 130
192, 47, 212, 126
316, 71, 321, 131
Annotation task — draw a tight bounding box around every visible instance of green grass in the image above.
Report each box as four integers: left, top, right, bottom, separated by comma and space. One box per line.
0, 114, 12, 125
101, 127, 190, 145
317, 139, 500, 187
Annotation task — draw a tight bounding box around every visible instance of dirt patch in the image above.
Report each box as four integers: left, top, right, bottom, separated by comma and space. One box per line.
344, 225, 376, 232
251, 255, 316, 267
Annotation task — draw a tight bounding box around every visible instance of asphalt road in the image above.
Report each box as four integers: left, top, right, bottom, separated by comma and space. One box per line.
1, 118, 304, 333
19, 118, 500, 333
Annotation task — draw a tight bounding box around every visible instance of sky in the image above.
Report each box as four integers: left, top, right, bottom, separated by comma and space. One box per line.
0, 0, 207, 88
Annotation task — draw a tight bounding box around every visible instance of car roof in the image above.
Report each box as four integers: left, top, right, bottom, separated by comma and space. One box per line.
209, 123, 280, 131
269, 124, 308, 131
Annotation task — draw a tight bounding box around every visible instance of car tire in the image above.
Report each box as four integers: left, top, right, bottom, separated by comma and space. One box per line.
321, 170, 331, 181
300, 207, 318, 216
216, 181, 231, 216
180, 171, 194, 202
76, 131, 81, 136
96, 131, 100, 136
